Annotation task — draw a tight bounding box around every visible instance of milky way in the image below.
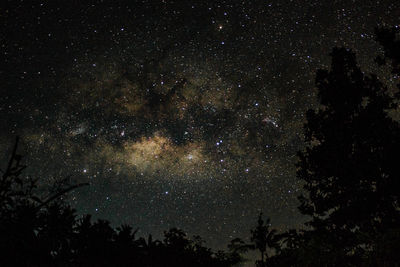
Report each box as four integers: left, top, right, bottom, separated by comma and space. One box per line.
1, 1, 399, 248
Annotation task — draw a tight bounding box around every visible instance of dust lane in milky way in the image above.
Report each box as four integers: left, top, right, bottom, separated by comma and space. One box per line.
1, 0, 399, 248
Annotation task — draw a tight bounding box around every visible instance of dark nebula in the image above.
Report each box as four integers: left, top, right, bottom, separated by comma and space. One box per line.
1, 0, 399, 248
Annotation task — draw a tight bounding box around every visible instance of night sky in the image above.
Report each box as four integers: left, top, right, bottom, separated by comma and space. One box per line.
1, 1, 399, 249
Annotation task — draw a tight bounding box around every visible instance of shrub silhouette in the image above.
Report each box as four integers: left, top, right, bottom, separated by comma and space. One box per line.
0, 137, 245, 266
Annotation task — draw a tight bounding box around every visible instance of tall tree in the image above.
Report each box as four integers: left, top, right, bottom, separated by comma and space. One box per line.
250, 213, 278, 265
296, 45, 400, 259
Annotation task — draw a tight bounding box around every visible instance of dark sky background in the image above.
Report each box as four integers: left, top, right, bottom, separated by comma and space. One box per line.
1, 0, 399, 249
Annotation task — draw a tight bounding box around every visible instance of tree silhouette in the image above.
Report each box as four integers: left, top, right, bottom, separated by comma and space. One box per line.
0, 137, 87, 266
250, 213, 279, 266
0, 137, 245, 266
295, 36, 400, 263
259, 27, 400, 267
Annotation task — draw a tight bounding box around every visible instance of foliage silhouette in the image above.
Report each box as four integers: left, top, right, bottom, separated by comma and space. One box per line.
263, 26, 400, 267
3, 24, 399, 267
250, 213, 279, 266
0, 137, 245, 266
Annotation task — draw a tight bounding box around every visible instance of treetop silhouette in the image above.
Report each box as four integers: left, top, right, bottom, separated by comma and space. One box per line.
0, 137, 245, 266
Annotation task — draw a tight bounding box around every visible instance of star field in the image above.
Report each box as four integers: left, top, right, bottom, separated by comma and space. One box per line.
1, 0, 399, 249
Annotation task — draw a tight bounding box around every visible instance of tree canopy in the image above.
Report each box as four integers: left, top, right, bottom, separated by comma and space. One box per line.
266, 26, 400, 267
1, 26, 400, 267
0, 137, 244, 267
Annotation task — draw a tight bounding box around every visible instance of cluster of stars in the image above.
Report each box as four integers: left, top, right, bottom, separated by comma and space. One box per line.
1, 0, 399, 250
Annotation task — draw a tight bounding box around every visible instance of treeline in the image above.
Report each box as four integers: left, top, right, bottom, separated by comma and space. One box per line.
1, 26, 400, 266
0, 137, 247, 266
